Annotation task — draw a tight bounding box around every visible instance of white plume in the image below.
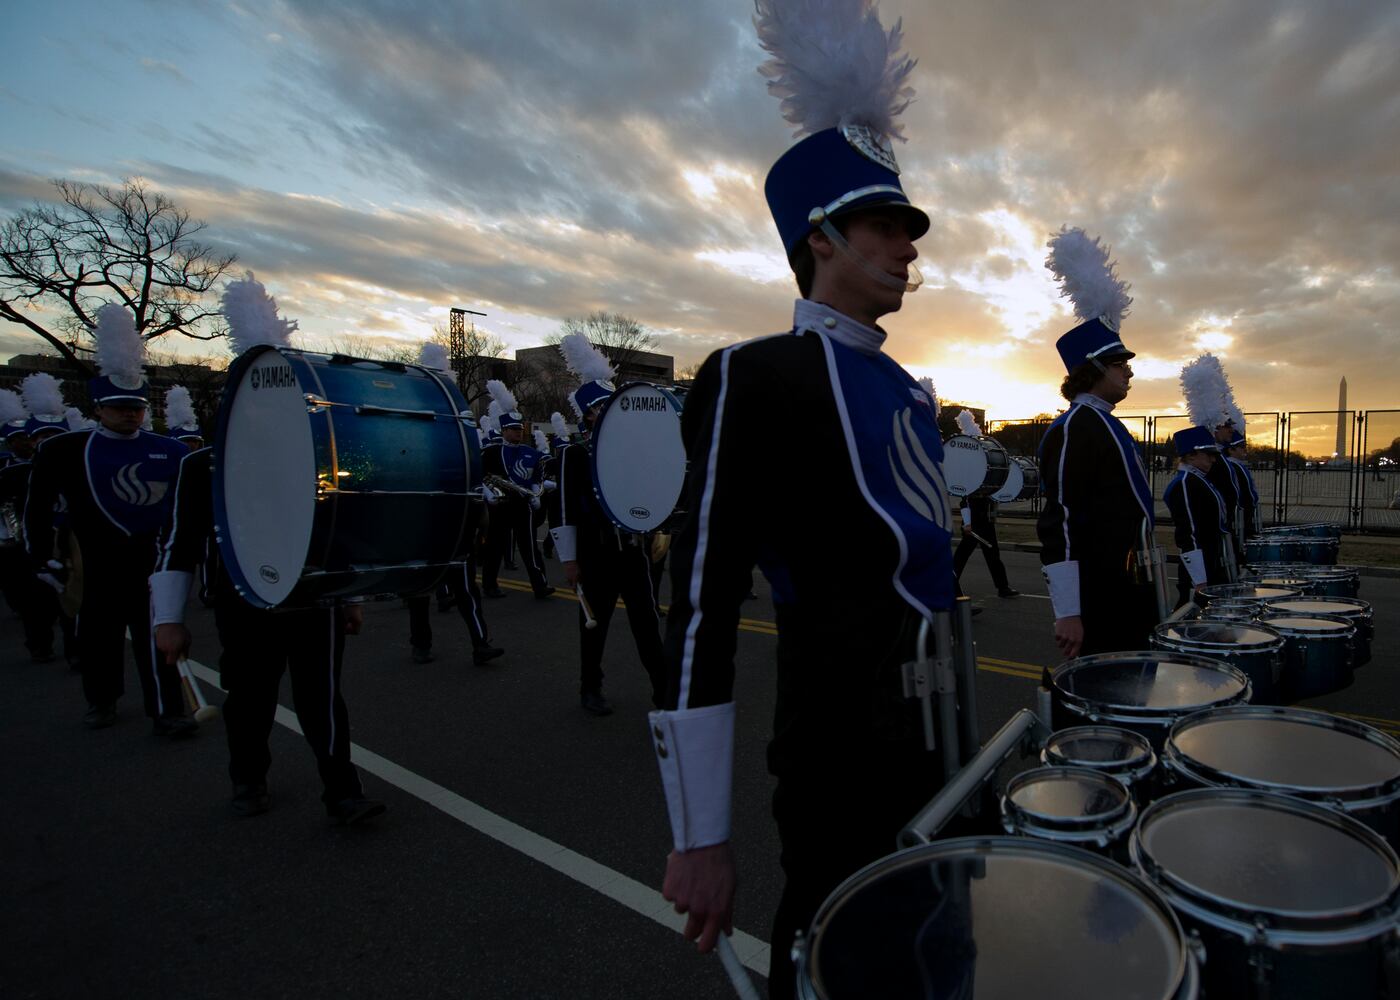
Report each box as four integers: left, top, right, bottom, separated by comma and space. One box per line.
533, 428, 550, 452
21, 373, 66, 418
558, 333, 616, 384
1225, 399, 1245, 432
955, 408, 981, 437
65, 406, 92, 431
487, 399, 503, 421
92, 303, 145, 381
917, 376, 939, 418
164, 386, 197, 430
754, 0, 916, 141
1179, 353, 1236, 429
417, 342, 451, 373
486, 379, 519, 414
551, 411, 570, 440
567, 391, 583, 421
480, 410, 499, 436
222, 271, 298, 355
0, 389, 26, 424
141, 410, 153, 431
1045, 227, 1133, 329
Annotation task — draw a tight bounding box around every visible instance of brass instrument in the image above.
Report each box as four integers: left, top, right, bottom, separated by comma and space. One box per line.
0, 501, 18, 547
482, 474, 540, 504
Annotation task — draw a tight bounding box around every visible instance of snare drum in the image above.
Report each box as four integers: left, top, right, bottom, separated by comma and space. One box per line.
1262, 597, 1373, 667
796, 837, 1200, 1000
1163, 706, 1400, 848
942, 433, 1009, 498
214, 347, 481, 608
1042, 726, 1158, 805
1254, 613, 1356, 701
589, 382, 686, 533
1050, 652, 1252, 750
1152, 620, 1284, 704
1132, 789, 1400, 1000
990, 453, 1024, 503
1000, 766, 1138, 858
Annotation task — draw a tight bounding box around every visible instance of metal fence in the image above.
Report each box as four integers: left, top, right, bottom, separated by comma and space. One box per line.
986, 409, 1400, 534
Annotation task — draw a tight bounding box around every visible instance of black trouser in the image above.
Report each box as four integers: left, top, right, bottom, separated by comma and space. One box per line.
215, 600, 361, 802
79, 540, 182, 717
0, 545, 61, 656
407, 560, 490, 651
578, 533, 665, 702
1080, 570, 1159, 656
951, 527, 1010, 590
482, 500, 548, 594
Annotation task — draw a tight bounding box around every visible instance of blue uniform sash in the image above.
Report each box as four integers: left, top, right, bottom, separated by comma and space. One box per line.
814, 332, 954, 617
1046, 402, 1155, 529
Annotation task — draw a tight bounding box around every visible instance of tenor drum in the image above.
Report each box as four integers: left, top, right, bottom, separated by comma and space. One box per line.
1132, 789, 1400, 1000
1050, 652, 1252, 750
1296, 565, 1363, 598
1196, 582, 1301, 606
990, 453, 1024, 503
214, 347, 481, 608
589, 382, 686, 533
1000, 766, 1137, 858
1163, 706, 1400, 848
1042, 726, 1158, 805
942, 434, 1010, 498
1152, 620, 1284, 704
1254, 613, 1356, 701
796, 837, 1200, 1000
1262, 522, 1342, 540
1245, 536, 1304, 563
1262, 597, 1374, 667
1201, 597, 1260, 620
1293, 536, 1340, 565
1250, 575, 1317, 595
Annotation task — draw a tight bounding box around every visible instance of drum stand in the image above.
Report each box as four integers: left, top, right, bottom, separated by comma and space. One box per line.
1139, 519, 1172, 623
1222, 530, 1241, 584
902, 597, 982, 787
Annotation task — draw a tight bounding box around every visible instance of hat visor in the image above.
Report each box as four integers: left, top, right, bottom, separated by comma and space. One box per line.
830, 194, 930, 241
1099, 348, 1136, 363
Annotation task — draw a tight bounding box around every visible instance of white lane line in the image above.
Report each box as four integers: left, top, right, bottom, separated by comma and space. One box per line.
185, 659, 771, 978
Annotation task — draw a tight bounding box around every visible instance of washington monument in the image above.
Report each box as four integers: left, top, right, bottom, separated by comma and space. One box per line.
1336, 376, 1348, 457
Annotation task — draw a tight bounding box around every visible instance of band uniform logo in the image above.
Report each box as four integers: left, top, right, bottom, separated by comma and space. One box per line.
886, 408, 950, 528
250, 365, 295, 391
111, 463, 169, 507
618, 394, 667, 413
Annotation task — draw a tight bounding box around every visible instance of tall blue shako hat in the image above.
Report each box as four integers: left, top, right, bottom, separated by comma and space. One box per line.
21, 373, 69, 438
1179, 353, 1243, 434
486, 379, 524, 429
1045, 227, 1135, 373
87, 303, 149, 405
756, 0, 929, 285
1174, 426, 1220, 456
559, 333, 616, 420
0, 388, 29, 440
164, 386, 201, 441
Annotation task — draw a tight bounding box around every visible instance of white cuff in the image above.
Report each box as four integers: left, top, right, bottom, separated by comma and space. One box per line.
648, 702, 734, 852
1180, 549, 1207, 586
150, 570, 193, 626
1043, 560, 1081, 619
551, 526, 578, 562
960, 507, 972, 527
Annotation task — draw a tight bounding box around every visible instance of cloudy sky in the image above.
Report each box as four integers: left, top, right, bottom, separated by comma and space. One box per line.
2, 0, 1397, 420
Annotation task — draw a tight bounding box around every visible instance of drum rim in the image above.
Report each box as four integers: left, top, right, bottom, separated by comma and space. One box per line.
1254, 611, 1356, 637
1131, 789, 1400, 937
1262, 596, 1372, 619
1052, 651, 1253, 720
1153, 618, 1284, 653
1165, 705, 1400, 801
802, 836, 1194, 997
1198, 583, 1302, 600
1042, 725, 1157, 778
1001, 765, 1136, 831
588, 381, 684, 534
943, 432, 1009, 498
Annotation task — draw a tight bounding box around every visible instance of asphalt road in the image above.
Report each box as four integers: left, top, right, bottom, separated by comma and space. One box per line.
3, 547, 1396, 999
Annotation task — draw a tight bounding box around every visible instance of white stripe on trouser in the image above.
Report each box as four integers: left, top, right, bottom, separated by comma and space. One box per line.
464, 564, 484, 636
148, 593, 167, 715
327, 610, 336, 756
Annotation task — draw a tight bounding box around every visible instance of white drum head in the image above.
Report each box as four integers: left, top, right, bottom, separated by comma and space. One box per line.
220, 349, 316, 606
943, 434, 989, 497
592, 384, 685, 533
992, 458, 1024, 503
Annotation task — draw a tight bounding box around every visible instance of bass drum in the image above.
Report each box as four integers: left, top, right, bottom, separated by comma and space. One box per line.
214, 347, 480, 609
1014, 455, 1041, 500
796, 837, 1200, 999
991, 454, 1024, 503
943, 434, 1010, 498
590, 382, 686, 533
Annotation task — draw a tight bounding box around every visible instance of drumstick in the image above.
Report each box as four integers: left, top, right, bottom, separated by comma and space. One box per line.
177, 658, 220, 723
716, 935, 761, 1000
576, 585, 598, 629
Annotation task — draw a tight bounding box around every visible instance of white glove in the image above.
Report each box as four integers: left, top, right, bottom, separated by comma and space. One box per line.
542, 479, 557, 493
529, 494, 541, 512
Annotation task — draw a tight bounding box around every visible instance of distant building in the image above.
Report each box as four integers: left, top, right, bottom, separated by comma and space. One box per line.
514, 344, 674, 386
1, 353, 221, 426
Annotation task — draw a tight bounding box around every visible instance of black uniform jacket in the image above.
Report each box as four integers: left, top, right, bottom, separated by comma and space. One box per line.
1164, 466, 1229, 585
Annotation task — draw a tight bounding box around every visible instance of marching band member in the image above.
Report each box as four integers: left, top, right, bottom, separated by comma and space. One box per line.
1226, 431, 1260, 537
0, 390, 63, 662
540, 411, 569, 560
151, 273, 384, 823
480, 379, 552, 600
549, 334, 667, 717
25, 305, 193, 734
1163, 427, 1230, 605
650, 4, 955, 992
1180, 353, 1245, 557
1038, 227, 1156, 659
950, 409, 1018, 598
163, 386, 205, 450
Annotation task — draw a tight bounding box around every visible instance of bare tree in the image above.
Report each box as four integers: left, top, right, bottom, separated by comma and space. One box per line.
547, 310, 659, 377
0, 178, 238, 371
674, 361, 704, 382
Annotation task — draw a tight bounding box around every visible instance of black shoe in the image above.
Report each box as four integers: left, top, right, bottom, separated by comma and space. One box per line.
231, 783, 271, 817
580, 691, 614, 716
997, 588, 1021, 598
534, 586, 555, 600
971, 605, 985, 617
472, 645, 505, 665
327, 797, 387, 826
30, 649, 56, 664
483, 586, 507, 599
437, 597, 457, 613
82, 703, 117, 729
153, 715, 199, 740
411, 646, 434, 664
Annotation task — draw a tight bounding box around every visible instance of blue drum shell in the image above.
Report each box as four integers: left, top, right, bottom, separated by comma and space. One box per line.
1262, 597, 1373, 668
1255, 613, 1356, 702
1152, 619, 1284, 705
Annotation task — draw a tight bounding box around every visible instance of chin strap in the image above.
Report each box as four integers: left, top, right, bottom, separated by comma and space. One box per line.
817, 219, 923, 293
